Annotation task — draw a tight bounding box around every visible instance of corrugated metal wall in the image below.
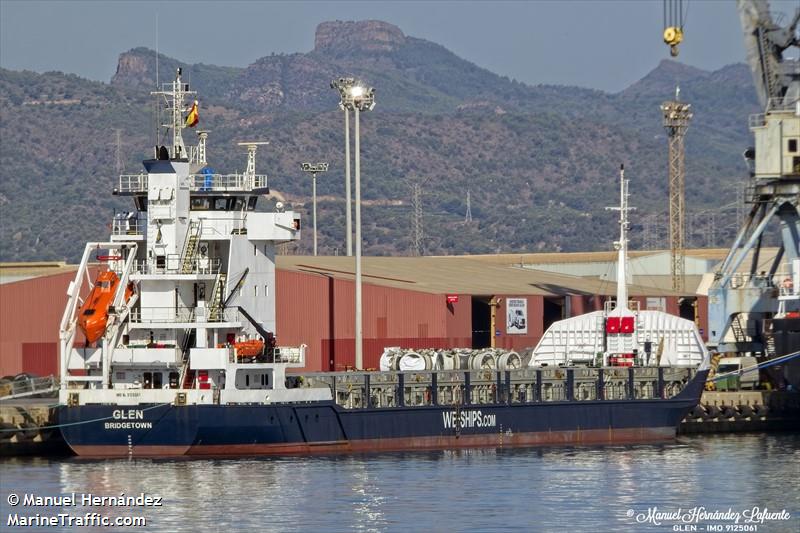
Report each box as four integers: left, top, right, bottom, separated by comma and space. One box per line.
445, 295, 472, 348
0, 268, 96, 376
276, 272, 469, 371
22, 342, 58, 376
2, 267, 714, 376
274, 270, 331, 372
569, 295, 588, 316
493, 295, 545, 352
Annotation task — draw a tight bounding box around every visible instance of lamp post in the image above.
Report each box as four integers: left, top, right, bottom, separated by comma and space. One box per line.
331, 78, 355, 257
332, 79, 375, 370
301, 162, 328, 256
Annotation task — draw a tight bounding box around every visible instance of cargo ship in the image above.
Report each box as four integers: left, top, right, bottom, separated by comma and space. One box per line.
56, 70, 709, 457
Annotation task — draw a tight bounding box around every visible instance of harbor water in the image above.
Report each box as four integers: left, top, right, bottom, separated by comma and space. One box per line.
1, 433, 798, 532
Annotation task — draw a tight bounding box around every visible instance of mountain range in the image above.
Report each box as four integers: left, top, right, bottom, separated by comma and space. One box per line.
0, 20, 760, 262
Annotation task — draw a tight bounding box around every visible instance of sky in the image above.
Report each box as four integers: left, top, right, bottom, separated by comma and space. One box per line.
1, 0, 798, 93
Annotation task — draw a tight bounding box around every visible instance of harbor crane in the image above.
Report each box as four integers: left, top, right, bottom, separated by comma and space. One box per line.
707, 1, 800, 388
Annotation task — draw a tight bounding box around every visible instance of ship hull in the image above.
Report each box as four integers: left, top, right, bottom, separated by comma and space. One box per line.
768, 317, 800, 389
58, 371, 707, 457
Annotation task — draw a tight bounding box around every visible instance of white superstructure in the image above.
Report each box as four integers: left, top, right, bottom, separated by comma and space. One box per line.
530, 166, 709, 369
58, 69, 331, 406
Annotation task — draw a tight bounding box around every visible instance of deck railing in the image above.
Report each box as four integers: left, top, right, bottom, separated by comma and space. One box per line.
118, 173, 267, 193
111, 215, 145, 236
297, 367, 696, 410
191, 173, 267, 191
230, 346, 306, 366
119, 173, 148, 193
131, 257, 221, 276
130, 306, 239, 324
0, 375, 59, 400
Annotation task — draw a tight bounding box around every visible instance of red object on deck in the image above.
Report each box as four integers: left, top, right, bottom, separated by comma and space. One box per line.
606, 316, 635, 334
198, 370, 210, 390
609, 355, 635, 367
620, 316, 635, 333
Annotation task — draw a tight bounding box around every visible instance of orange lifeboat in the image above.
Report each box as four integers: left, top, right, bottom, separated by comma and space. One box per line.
234, 339, 265, 358
78, 271, 132, 344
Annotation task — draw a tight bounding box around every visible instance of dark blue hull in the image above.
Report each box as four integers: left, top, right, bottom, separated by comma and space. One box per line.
57, 370, 708, 456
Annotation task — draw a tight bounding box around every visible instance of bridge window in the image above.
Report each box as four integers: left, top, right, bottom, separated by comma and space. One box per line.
191, 198, 211, 210
789, 139, 798, 153
214, 197, 232, 210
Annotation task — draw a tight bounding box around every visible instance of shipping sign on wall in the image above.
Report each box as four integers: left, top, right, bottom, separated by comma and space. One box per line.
506, 298, 527, 334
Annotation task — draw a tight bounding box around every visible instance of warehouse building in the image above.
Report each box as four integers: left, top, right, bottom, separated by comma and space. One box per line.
0, 252, 714, 377
274, 255, 704, 371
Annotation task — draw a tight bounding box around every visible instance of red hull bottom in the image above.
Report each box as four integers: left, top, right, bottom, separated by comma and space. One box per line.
71, 426, 676, 458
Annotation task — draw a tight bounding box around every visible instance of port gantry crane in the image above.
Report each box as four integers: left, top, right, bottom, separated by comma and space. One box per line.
706, 1, 800, 381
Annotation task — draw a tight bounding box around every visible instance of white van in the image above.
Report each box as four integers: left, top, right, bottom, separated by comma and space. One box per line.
715, 356, 759, 390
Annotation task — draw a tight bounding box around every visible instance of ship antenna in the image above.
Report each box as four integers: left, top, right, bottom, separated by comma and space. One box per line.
151, 66, 194, 159
155, 13, 159, 88
605, 164, 635, 312
154, 13, 160, 152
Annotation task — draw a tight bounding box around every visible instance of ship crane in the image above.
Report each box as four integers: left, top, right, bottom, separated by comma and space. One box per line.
707, 1, 800, 388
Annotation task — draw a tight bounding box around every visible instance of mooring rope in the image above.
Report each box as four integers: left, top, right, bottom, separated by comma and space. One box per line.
708, 350, 800, 382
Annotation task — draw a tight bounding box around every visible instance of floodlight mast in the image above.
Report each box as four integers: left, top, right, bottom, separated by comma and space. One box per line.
331, 78, 375, 370
331, 78, 355, 258
301, 162, 329, 256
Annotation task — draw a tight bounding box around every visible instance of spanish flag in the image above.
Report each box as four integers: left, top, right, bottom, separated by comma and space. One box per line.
185, 100, 199, 128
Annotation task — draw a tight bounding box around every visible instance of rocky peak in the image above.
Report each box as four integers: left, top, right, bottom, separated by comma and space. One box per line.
111, 49, 156, 88
314, 20, 406, 54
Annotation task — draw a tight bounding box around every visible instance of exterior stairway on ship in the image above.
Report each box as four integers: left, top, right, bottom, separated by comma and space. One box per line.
209, 273, 226, 322
181, 221, 201, 274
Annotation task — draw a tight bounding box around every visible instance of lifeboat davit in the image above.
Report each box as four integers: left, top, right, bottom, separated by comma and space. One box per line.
78, 271, 132, 344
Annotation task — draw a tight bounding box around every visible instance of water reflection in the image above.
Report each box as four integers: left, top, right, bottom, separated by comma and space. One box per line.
0, 434, 797, 532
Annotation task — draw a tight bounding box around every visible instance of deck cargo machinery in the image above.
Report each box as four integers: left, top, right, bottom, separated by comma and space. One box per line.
529, 166, 708, 381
